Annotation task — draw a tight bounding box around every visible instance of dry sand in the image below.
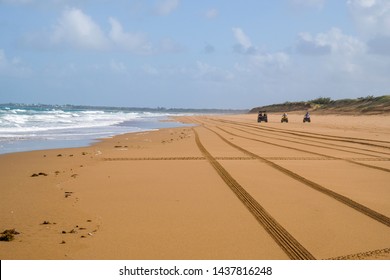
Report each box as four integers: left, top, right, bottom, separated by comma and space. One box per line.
0, 113, 389, 260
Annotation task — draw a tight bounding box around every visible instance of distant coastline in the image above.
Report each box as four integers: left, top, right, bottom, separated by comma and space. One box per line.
249, 95, 390, 115
0, 103, 248, 114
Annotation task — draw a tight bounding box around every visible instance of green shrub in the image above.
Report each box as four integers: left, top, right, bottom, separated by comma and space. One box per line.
310, 97, 332, 105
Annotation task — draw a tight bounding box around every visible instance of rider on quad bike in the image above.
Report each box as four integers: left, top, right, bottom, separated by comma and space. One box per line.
257, 111, 268, 123
281, 113, 288, 123
303, 111, 311, 123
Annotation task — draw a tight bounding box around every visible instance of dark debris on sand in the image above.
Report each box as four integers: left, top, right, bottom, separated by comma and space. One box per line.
0, 229, 20, 241
31, 172, 48, 177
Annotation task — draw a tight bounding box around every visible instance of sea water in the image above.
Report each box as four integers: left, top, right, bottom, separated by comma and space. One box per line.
0, 104, 191, 154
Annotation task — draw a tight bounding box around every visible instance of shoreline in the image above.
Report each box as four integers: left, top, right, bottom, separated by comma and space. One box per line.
0, 116, 191, 155
1, 113, 389, 260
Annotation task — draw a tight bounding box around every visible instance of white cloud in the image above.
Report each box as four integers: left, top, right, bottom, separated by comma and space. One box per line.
296, 32, 331, 55
233, 50, 291, 81
232, 27, 252, 50
231, 27, 290, 75
349, 0, 376, 8
367, 36, 390, 55
22, 9, 174, 55
108, 17, 152, 54
252, 52, 290, 74
296, 28, 366, 56
347, 0, 390, 55
255, 52, 289, 67
205, 8, 218, 19
347, 0, 390, 37
50, 8, 109, 50
293, 28, 370, 82
195, 61, 234, 82
156, 0, 179, 15
26, 8, 188, 55
232, 27, 260, 55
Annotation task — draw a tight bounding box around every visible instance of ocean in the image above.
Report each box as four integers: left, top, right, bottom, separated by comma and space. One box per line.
0, 104, 192, 154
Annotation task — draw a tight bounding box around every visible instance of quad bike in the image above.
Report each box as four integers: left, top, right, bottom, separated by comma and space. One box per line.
281, 115, 288, 123
257, 111, 268, 123
303, 116, 311, 123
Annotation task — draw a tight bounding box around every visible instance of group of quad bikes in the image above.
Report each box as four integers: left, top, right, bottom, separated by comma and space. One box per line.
257, 111, 311, 123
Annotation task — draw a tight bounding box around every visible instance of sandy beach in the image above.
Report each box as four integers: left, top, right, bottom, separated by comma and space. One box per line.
0, 113, 389, 260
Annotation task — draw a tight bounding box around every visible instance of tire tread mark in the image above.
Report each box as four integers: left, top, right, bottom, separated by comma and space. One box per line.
215, 125, 390, 173
225, 122, 389, 158
102, 157, 257, 161
204, 126, 390, 227
103, 157, 206, 161
211, 118, 390, 157
214, 118, 390, 149
193, 128, 315, 260
102, 156, 390, 161
327, 247, 390, 260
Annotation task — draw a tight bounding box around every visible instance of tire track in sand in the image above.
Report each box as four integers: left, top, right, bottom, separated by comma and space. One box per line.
208, 118, 390, 157
193, 128, 315, 260
198, 117, 390, 173
211, 118, 390, 150
103, 157, 206, 161
327, 247, 390, 260
202, 125, 390, 227
102, 156, 390, 161
215, 125, 390, 174
102, 157, 255, 161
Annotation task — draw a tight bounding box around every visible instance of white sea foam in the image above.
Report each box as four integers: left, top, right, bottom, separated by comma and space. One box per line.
0, 108, 150, 134
0, 105, 190, 154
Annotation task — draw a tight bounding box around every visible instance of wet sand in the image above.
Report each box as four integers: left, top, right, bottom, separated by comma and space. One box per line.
0, 114, 389, 260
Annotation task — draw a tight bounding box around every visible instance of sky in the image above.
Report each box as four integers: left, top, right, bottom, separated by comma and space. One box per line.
0, 0, 390, 109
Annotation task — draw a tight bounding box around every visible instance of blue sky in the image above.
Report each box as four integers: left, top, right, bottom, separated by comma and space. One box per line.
1, 0, 389, 109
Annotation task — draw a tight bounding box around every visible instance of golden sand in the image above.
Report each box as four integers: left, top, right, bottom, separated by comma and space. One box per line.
0, 114, 389, 260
